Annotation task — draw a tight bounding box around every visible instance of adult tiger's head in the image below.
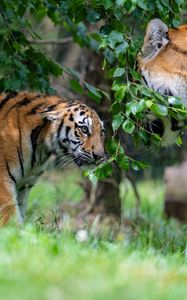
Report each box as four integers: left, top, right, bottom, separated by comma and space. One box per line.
42, 100, 105, 167
137, 19, 187, 146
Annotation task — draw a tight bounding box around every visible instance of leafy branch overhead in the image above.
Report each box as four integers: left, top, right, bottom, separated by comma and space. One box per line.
0, 0, 186, 175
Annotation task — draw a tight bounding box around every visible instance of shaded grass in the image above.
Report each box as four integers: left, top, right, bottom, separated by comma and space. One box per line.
26, 169, 83, 222
0, 171, 186, 300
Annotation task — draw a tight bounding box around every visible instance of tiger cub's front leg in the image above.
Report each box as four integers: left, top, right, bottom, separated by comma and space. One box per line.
0, 180, 21, 225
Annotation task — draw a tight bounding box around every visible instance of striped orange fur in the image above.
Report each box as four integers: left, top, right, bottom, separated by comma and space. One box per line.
137, 19, 187, 146
138, 19, 187, 104
0, 92, 105, 224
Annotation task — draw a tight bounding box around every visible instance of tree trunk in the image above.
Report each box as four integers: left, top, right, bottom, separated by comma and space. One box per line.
79, 50, 122, 222
52, 27, 122, 225
164, 160, 187, 222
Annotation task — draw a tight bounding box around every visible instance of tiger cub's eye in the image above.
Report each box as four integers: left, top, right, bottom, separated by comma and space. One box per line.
80, 126, 89, 135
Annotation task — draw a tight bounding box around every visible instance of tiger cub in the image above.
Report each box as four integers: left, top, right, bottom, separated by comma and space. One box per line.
137, 19, 187, 145
0, 92, 105, 224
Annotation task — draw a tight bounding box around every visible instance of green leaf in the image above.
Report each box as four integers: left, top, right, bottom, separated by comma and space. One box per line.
103, 48, 115, 64
112, 113, 124, 131
94, 162, 113, 179
176, 136, 182, 146
115, 41, 128, 57
86, 9, 101, 23
130, 70, 141, 81
131, 160, 150, 171
113, 67, 125, 77
106, 138, 119, 155
69, 79, 83, 94
168, 96, 182, 106
114, 86, 127, 102
103, 0, 113, 9
117, 155, 129, 170
141, 87, 153, 97
126, 100, 146, 116
107, 31, 124, 49
138, 0, 148, 10
85, 82, 102, 103
138, 130, 150, 145
145, 100, 153, 109
62, 66, 81, 80
150, 104, 168, 116
122, 119, 135, 134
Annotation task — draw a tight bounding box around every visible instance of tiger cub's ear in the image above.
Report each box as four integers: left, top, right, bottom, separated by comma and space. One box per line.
40, 109, 60, 122
140, 18, 169, 61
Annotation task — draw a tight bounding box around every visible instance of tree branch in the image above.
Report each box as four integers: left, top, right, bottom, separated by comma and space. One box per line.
29, 37, 73, 45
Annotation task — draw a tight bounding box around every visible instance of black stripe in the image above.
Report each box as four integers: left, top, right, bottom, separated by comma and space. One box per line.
74, 130, 80, 138
5, 160, 16, 184
18, 97, 30, 107
69, 113, 74, 121
26, 102, 45, 115
170, 42, 187, 56
82, 117, 87, 124
72, 144, 80, 151
30, 120, 48, 168
58, 141, 69, 152
67, 100, 77, 107
62, 138, 69, 143
70, 139, 80, 145
0, 92, 18, 110
57, 119, 64, 138
141, 75, 148, 86
46, 104, 59, 111
30, 103, 59, 116
4, 95, 41, 117
166, 91, 174, 97
66, 126, 71, 138
16, 113, 24, 175
17, 147, 24, 176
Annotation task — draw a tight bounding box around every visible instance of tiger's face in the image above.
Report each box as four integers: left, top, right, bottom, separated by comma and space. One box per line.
44, 101, 105, 167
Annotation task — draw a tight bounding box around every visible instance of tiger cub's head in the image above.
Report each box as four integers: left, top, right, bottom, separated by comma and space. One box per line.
43, 100, 105, 167
137, 19, 187, 146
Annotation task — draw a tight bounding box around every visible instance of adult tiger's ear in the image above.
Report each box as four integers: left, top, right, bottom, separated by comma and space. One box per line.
140, 18, 169, 61
40, 109, 60, 122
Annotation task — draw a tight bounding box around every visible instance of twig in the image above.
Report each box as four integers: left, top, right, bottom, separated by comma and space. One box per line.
51, 209, 60, 232
77, 184, 97, 219
29, 37, 73, 45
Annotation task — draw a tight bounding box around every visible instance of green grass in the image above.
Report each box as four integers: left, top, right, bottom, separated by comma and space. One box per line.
0, 171, 186, 300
